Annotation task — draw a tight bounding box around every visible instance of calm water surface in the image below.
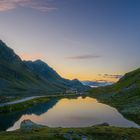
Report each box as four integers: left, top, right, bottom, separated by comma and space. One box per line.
0, 97, 139, 131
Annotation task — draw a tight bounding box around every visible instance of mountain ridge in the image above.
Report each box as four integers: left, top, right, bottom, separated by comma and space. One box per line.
0, 40, 89, 97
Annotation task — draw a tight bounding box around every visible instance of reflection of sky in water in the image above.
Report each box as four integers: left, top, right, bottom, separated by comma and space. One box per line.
7, 97, 139, 131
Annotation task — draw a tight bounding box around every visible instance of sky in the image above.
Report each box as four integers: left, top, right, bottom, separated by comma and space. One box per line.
0, 0, 140, 82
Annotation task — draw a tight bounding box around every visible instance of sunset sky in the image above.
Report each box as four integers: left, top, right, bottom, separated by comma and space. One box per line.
0, 0, 140, 82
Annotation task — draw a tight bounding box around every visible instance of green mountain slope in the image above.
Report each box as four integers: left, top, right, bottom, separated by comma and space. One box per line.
90, 68, 140, 125
0, 40, 88, 97
0, 41, 62, 96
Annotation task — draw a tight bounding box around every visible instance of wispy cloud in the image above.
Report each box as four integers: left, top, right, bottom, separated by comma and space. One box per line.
99, 74, 123, 79
66, 54, 101, 60
0, 0, 57, 12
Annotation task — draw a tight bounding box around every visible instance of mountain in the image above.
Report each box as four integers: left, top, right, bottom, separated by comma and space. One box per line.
24, 60, 89, 91
82, 81, 113, 88
91, 68, 140, 94
90, 68, 140, 125
0, 41, 21, 63
24, 60, 62, 82
0, 40, 88, 97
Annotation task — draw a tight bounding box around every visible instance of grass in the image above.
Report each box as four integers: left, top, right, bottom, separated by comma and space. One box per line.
0, 96, 20, 103
0, 93, 140, 139
89, 85, 140, 125
0, 97, 50, 113
0, 126, 140, 140
89, 68, 140, 125
0, 94, 80, 114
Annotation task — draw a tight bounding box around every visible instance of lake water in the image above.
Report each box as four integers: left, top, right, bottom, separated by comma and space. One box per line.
0, 97, 139, 131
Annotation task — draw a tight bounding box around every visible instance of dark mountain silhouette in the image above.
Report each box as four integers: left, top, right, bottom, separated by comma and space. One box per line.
0, 40, 89, 96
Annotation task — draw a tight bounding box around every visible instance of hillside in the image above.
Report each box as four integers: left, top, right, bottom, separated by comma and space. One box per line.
90, 68, 140, 125
24, 60, 88, 92
0, 40, 88, 97
1, 125, 140, 140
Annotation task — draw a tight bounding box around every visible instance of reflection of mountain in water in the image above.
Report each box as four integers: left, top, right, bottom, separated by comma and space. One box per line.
0, 99, 58, 131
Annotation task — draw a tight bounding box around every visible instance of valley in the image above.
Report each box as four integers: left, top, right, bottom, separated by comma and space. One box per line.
0, 40, 140, 140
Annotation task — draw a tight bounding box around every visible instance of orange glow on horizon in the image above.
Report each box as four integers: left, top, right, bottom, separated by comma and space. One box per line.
19, 53, 122, 83
19, 52, 44, 61
58, 71, 121, 83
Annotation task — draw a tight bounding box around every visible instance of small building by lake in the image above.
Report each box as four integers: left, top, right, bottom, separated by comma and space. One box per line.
65, 89, 78, 94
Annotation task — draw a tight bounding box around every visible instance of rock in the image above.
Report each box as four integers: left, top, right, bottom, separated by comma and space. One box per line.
20, 119, 44, 131
68, 130, 74, 134
81, 135, 88, 140
63, 133, 72, 140
63, 132, 93, 140
95, 122, 109, 126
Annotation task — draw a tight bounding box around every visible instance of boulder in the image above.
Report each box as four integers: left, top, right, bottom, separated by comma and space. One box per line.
20, 119, 44, 131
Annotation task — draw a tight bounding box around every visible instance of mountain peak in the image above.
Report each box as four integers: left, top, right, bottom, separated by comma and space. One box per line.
0, 40, 21, 63
0, 40, 4, 43
34, 59, 45, 64
34, 59, 50, 67
72, 79, 79, 81
0, 40, 89, 95
0, 40, 7, 48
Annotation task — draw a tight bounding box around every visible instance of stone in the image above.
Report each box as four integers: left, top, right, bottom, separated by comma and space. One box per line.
20, 119, 44, 131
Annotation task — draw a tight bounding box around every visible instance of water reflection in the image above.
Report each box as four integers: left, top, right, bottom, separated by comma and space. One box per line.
0, 97, 139, 131
0, 99, 58, 131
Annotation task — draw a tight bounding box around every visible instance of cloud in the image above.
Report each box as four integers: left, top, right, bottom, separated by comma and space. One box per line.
0, 0, 57, 12
66, 54, 101, 60
99, 74, 123, 79
97, 74, 123, 82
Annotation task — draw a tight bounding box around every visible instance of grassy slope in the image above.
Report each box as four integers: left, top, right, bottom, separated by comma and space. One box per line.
0, 126, 140, 140
0, 58, 66, 97
89, 68, 140, 125
0, 59, 60, 96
